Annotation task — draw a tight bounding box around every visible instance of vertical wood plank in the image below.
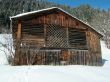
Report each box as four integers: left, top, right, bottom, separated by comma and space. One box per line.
44, 24, 47, 47
17, 19, 22, 41
66, 27, 69, 47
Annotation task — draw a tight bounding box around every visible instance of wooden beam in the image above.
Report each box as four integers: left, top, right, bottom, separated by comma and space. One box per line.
17, 19, 22, 41
66, 27, 69, 47
13, 19, 22, 65
44, 24, 47, 47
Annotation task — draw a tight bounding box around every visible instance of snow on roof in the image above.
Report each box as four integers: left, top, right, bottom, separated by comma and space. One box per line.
10, 7, 103, 37
10, 7, 58, 19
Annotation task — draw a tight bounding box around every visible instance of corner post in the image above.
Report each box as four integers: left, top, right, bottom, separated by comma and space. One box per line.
14, 18, 22, 65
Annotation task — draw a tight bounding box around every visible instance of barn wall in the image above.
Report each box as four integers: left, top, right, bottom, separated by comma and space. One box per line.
15, 12, 87, 30
13, 48, 90, 65
11, 11, 102, 66
86, 30, 102, 65
12, 12, 88, 48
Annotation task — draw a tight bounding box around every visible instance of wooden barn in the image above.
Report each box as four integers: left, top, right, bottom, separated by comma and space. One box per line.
10, 7, 102, 66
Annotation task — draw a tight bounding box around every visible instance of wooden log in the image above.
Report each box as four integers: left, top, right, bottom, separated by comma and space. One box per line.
17, 19, 22, 41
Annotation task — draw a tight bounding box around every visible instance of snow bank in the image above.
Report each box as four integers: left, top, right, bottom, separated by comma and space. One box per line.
0, 64, 110, 82
0, 34, 110, 82
0, 34, 12, 65
101, 41, 110, 67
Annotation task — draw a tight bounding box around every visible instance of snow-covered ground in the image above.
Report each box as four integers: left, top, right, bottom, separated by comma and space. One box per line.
0, 34, 12, 65
0, 34, 110, 82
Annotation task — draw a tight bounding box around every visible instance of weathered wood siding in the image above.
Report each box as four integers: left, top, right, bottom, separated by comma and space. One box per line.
86, 31, 102, 65
12, 11, 86, 29
12, 10, 102, 66
12, 12, 87, 47
14, 49, 89, 65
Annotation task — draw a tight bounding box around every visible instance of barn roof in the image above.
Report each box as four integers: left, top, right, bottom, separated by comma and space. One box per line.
10, 7, 103, 37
